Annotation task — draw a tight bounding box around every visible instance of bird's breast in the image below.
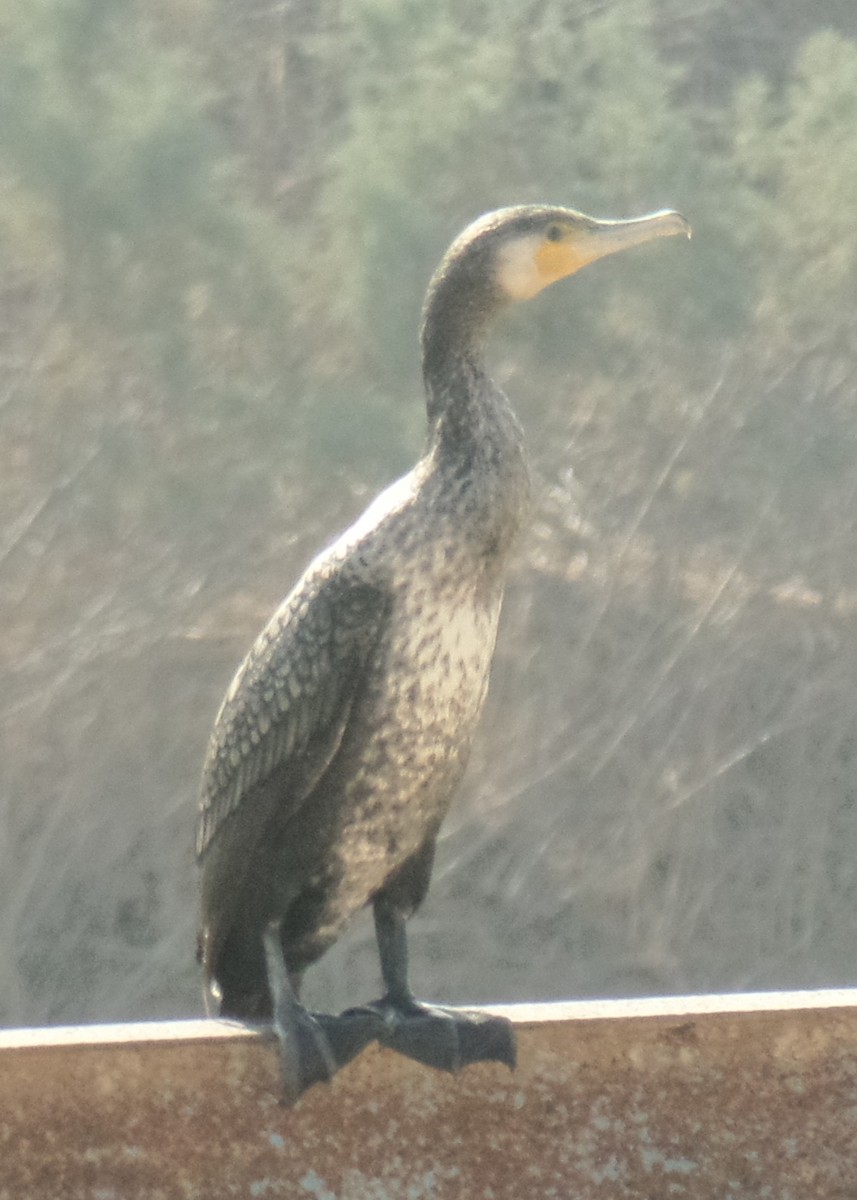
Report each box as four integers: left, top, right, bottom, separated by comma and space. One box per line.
388, 577, 499, 736
358, 565, 501, 801
325, 552, 502, 892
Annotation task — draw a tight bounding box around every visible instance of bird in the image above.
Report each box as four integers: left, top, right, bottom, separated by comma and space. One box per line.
196, 203, 690, 1103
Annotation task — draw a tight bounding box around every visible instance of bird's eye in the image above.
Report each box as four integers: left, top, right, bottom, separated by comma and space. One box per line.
546, 224, 563, 242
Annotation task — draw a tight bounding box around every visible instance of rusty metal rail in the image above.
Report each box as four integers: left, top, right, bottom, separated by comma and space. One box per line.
2, 990, 856, 1198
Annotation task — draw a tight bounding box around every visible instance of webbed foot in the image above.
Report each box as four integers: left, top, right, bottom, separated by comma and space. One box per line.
345, 997, 516, 1074
311, 1008, 388, 1071
271, 1006, 337, 1102
263, 922, 384, 1104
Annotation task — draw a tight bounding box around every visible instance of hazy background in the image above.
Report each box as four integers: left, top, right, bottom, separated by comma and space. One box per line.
2, 0, 857, 1027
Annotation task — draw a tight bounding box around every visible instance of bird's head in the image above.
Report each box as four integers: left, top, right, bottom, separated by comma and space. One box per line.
450, 204, 690, 299
489, 206, 690, 299
421, 204, 690, 371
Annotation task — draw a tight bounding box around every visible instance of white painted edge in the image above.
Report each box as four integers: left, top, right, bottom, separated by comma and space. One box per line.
489, 988, 857, 1023
2, 989, 857, 1051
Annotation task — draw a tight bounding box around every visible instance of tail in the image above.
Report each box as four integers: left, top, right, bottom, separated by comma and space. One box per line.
199, 922, 272, 1020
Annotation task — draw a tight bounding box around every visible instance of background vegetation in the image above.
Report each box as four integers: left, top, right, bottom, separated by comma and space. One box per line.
2, 0, 857, 1025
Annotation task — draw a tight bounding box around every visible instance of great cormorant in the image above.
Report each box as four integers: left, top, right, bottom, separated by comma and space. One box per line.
196, 204, 690, 1102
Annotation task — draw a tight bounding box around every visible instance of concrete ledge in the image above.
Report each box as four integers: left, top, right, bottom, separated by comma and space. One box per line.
2, 991, 856, 1198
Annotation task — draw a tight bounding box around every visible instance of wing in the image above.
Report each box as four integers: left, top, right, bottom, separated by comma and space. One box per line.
196, 568, 391, 864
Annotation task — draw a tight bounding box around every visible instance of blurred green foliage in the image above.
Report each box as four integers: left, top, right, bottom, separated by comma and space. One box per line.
735, 30, 857, 343
0, 0, 292, 399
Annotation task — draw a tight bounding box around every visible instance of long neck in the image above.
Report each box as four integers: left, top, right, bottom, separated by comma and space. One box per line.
424, 354, 491, 449
418, 265, 530, 557
420, 254, 507, 443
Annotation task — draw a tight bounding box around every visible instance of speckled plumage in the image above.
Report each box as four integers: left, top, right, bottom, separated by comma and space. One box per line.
196, 204, 688, 1027
197, 223, 531, 1017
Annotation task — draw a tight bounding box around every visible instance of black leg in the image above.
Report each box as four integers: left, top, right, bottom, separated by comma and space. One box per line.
374, 893, 414, 1006
365, 897, 517, 1074
262, 921, 383, 1104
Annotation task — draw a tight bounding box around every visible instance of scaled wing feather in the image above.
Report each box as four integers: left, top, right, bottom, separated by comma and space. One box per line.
196, 574, 389, 861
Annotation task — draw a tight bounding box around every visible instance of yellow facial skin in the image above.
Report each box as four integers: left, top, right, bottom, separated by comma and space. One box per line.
535, 234, 590, 286
496, 210, 690, 301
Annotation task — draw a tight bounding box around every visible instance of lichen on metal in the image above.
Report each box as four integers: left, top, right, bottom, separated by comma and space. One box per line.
1, 991, 856, 1199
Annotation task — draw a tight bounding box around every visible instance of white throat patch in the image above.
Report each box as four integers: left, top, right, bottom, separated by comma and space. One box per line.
495, 234, 548, 301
